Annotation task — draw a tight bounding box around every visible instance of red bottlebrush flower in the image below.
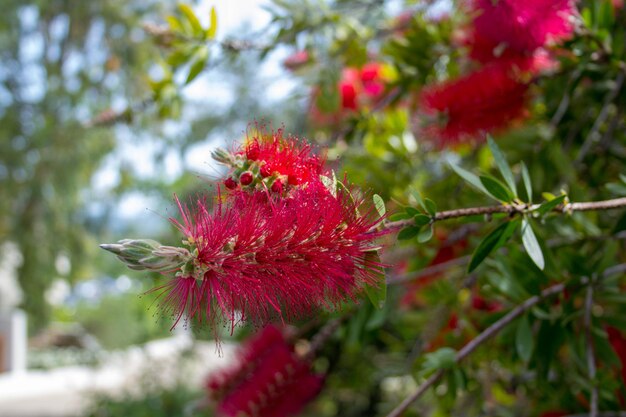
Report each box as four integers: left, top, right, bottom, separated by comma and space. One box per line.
207, 326, 324, 417
469, 0, 577, 55
416, 60, 532, 147
235, 130, 325, 193
153, 183, 384, 332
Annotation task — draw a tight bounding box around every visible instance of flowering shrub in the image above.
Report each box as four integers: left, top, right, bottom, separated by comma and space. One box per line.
101, 0, 626, 416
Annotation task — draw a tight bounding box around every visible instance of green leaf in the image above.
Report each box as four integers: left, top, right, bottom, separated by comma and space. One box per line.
398, 227, 420, 240
413, 214, 431, 227
521, 219, 545, 270
166, 48, 192, 67
363, 251, 386, 309
166, 15, 184, 33
373, 194, 386, 218
620, 173, 626, 184
535, 194, 566, 216
469, 220, 520, 272
206, 7, 218, 39
516, 314, 534, 362
417, 225, 434, 243
411, 189, 426, 211
405, 207, 420, 216
422, 347, 457, 373
179, 4, 203, 36
185, 47, 209, 84
480, 175, 514, 202
606, 182, 626, 196
424, 198, 437, 216
449, 162, 490, 196
388, 212, 411, 221
487, 135, 517, 197
521, 161, 532, 201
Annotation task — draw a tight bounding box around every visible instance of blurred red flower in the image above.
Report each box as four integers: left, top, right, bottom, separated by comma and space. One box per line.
207, 325, 324, 417
417, 59, 533, 146
153, 182, 384, 332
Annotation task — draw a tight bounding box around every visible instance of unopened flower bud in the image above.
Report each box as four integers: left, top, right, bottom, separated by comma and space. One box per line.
100, 239, 158, 269
287, 174, 299, 185
260, 164, 272, 178
212, 148, 236, 167
239, 171, 254, 185
271, 179, 284, 193
246, 141, 260, 160
224, 177, 238, 190
100, 239, 191, 273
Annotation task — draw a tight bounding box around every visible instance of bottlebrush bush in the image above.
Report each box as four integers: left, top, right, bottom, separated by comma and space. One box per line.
102, 1, 626, 416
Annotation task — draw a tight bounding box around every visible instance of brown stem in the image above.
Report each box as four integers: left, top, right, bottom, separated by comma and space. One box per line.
383, 197, 626, 232
385, 263, 626, 417
384, 282, 566, 417
386, 256, 470, 285
585, 279, 598, 417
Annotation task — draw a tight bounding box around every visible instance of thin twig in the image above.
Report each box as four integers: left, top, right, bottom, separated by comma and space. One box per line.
384, 282, 566, 417
383, 197, 626, 232
585, 277, 598, 417
303, 316, 347, 361
384, 264, 626, 417
386, 256, 470, 285
576, 71, 625, 164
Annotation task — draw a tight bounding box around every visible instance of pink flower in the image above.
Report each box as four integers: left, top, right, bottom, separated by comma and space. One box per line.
469, 0, 577, 56
416, 59, 533, 147
152, 182, 384, 332
207, 325, 324, 417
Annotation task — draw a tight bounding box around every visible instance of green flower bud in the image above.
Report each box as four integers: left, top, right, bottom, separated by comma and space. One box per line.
100, 239, 191, 272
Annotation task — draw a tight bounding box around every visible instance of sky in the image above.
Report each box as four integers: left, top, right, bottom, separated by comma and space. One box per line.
94, 0, 298, 221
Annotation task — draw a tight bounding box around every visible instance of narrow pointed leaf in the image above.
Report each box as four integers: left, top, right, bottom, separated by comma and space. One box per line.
207, 7, 218, 39
469, 220, 520, 272
450, 162, 489, 196
516, 314, 534, 362
487, 136, 517, 197
521, 219, 545, 270
521, 161, 532, 201
179, 4, 203, 36
535, 194, 566, 216
480, 175, 514, 202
